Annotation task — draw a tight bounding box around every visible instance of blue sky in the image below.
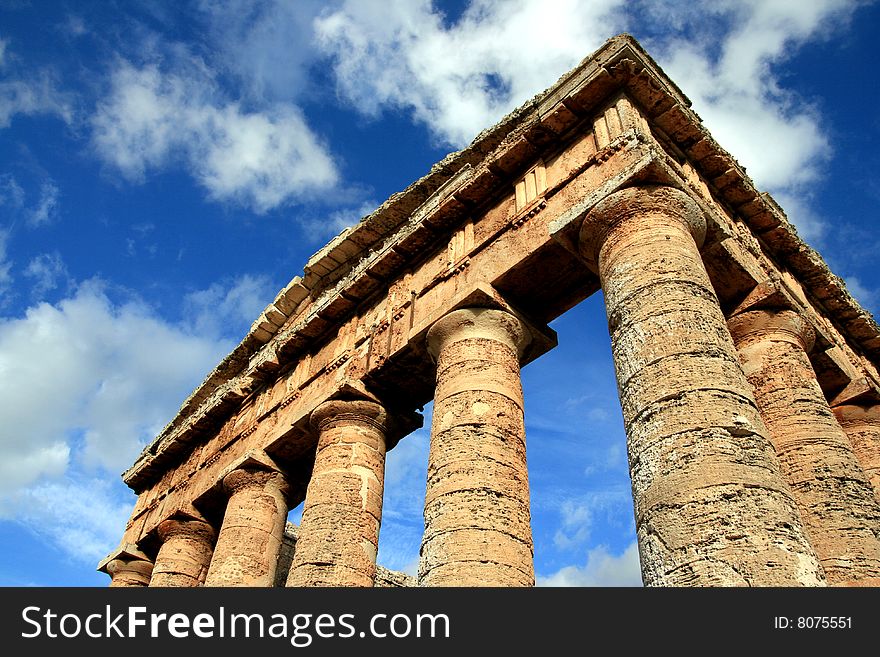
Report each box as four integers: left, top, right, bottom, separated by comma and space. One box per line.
1, 0, 878, 587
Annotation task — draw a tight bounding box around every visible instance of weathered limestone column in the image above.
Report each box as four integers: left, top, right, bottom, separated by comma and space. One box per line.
286, 399, 388, 587
204, 464, 290, 587
99, 545, 153, 587
149, 517, 215, 587
833, 404, 880, 504
106, 559, 153, 587
581, 184, 824, 586
419, 307, 534, 586
729, 309, 880, 584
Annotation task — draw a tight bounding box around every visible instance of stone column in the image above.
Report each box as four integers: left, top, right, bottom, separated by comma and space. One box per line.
729, 309, 880, 584
204, 465, 290, 587
100, 545, 153, 587
834, 404, 880, 504
149, 517, 215, 587
580, 184, 823, 586
419, 307, 534, 586
286, 399, 388, 587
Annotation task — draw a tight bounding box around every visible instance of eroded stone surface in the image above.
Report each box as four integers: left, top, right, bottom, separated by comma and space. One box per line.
286, 399, 388, 587
150, 518, 215, 587
834, 404, 880, 505
106, 557, 153, 587
729, 309, 880, 584
204, 468, 290, 587
583, 185, 824, 587
419, 307, 534, 586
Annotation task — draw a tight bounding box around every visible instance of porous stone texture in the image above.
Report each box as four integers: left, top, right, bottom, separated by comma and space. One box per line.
419, 307, 535, 587
729, 309, 880, 584
150, 518, 215, 587
286, 399, 388, 587
204, 468, 290, 587
105, 557, 153, 587
276, 522, 415, 587
834, 404, 880, 504
582, 185, 824, 586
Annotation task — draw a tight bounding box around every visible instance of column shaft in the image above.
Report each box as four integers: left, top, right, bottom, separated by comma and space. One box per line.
582, 185, 824, 586
730, 310, 880, 584
834, 404, 880, 504
204, 468, 290, 587
419, 307, 534, 586
150, 518, 215, 587
287, 399, 388, 587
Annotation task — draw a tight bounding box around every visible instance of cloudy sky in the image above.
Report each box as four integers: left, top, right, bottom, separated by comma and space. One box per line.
1, 0, 878, 586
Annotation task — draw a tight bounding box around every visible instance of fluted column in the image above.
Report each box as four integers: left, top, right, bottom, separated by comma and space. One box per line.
729, 309, 880, 584
419, 307, 534, 586
834, 403, 880, 504
149, 517, 215, 587
581, 184, 823, 586
204, 466, 290, 587
287, 399, 389, 587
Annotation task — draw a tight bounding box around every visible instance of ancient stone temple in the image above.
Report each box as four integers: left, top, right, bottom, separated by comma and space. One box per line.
99, 34, 880, 587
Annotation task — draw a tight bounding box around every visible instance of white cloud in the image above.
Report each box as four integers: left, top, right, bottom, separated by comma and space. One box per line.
0, 43, 73, 128
5, 477, 134, 566
301, 199, 378, 243
553, 490, 632, 551
0, 173, 62, 229
316, 0, 861, 240
0, 229, 12, 306
92, 61, 338, 213
24, 251, 69, 299
538, 541, 642, 586
0, 275, 265, 564
182, 273, 275, 339
196, 0, 325, 103
27, 180, 60, 226
844, 275, 877, 313
316, 0, 627, 147
0, 279, 234, 484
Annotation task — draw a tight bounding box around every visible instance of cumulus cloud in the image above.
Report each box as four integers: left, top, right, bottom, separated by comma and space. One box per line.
316, 0, 627, 147
538, 541, 642, 586
5, 477, 134, 566
0, 275, 263, 562
0, 272, 268, 563
196, 0, 325, 103
0, 279, 233, 482
92, 61, 338, 213
316, 0, 861, 241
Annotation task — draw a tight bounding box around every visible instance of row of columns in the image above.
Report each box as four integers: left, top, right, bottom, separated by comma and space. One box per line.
106, 183, 880, 587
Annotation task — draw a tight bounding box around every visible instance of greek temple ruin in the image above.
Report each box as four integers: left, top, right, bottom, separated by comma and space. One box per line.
99, 34, 880, 587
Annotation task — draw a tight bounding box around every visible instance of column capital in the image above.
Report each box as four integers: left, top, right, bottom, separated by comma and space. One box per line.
728, 308, 815, 353
222, 467, 290, 499
105, 557, 153, 580
426, 307, 531, 361
833, 403, 880, 427
310, 398, 388, 434
579, 184, 707, 269
157, 517, 216, 544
